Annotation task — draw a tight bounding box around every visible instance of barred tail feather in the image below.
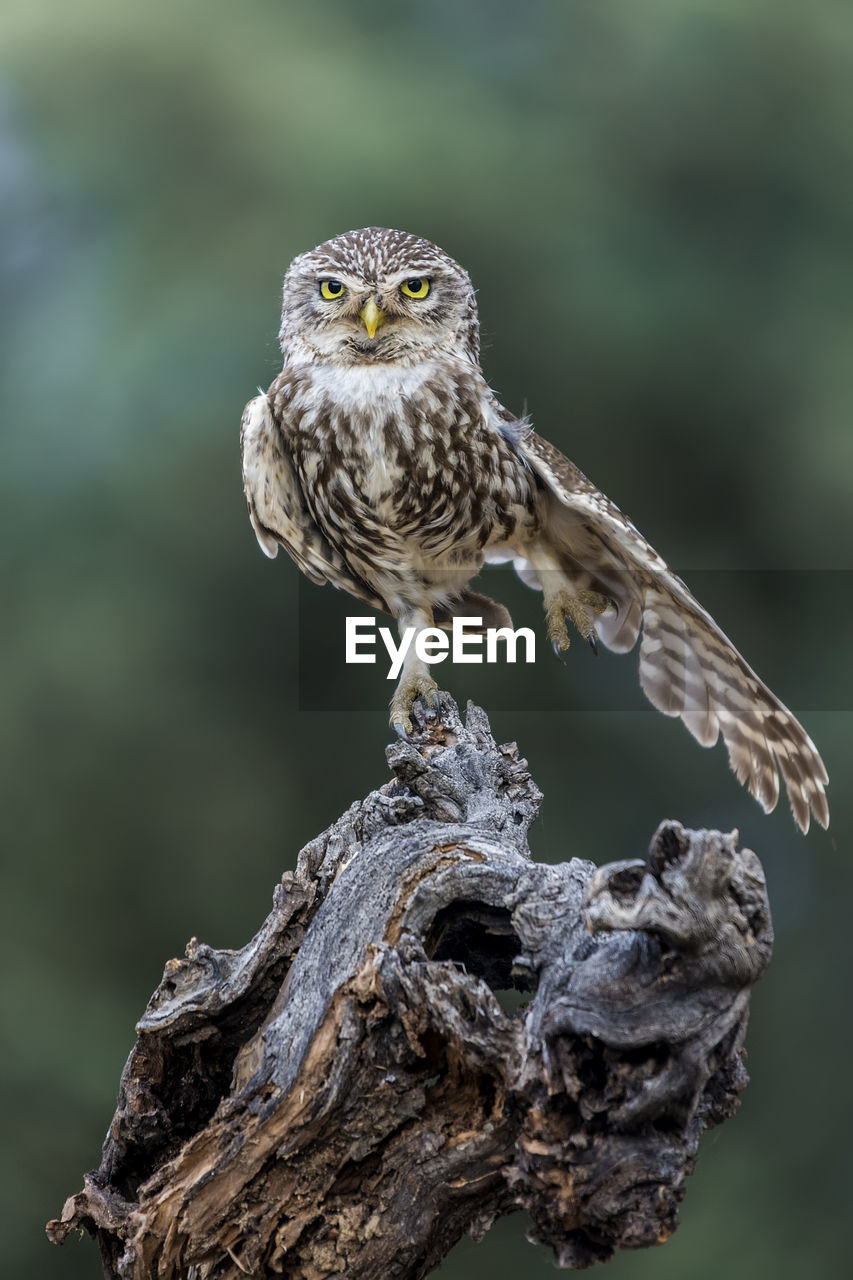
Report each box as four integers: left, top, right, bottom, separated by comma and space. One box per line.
498, 424, 829, 831
637, 585, 828, 833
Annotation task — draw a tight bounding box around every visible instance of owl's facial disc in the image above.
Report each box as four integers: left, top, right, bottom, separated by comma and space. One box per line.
304, 272, 449, 363
279, 230, 480, 367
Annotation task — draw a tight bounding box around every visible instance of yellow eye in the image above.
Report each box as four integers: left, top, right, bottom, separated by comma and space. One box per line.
400, 277, 430, 299
319, 279, 345, 300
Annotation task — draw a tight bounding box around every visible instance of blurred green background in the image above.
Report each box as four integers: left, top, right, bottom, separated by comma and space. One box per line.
2, 1, 851, 1275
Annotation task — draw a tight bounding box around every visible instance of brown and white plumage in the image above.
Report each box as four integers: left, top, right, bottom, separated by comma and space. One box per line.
511, 430, 829, 833
241, 226, 829, 833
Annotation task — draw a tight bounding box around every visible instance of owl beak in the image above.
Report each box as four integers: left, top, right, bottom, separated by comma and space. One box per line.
359, 299, 386, 340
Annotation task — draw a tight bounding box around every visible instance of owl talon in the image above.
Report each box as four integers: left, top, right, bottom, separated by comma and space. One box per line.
545, 586, 608, 650
389, 671, 440, 738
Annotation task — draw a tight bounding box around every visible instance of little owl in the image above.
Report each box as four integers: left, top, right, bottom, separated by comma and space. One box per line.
241, 227, 828, 833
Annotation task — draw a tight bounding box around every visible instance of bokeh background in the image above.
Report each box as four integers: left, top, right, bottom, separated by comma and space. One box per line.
2, 1, 851, 1276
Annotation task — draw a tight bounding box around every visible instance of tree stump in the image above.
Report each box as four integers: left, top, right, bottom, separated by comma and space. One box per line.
47, 694, 773, 1278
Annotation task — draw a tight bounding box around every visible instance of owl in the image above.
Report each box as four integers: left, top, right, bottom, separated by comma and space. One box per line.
241, 227, 828, 833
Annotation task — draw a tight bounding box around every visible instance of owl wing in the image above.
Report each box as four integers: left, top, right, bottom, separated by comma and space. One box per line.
513, 428, 829, 833
240, 394, 386, 609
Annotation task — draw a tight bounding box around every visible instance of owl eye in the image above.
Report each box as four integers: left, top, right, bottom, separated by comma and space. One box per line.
400, 277, 430, 299
319, 279, 345, 300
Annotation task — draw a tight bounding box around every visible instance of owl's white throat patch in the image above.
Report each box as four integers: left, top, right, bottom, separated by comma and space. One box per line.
308, 360, 438, 415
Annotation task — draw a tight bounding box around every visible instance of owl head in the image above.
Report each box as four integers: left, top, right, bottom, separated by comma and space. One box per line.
278, 227, 480, 367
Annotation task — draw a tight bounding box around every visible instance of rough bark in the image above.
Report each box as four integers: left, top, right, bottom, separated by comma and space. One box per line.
47, 694, 773, 1279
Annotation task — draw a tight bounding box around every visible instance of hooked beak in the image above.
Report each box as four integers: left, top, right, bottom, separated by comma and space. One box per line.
359, 298, 386, 340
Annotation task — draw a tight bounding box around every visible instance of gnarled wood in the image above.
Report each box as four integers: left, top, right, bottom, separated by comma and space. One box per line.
48, 695, 772, 1278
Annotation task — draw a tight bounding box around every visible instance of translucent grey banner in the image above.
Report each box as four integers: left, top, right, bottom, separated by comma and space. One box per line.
296, 569, 851, 713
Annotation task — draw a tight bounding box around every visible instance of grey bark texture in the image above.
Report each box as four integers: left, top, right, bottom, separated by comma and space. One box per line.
47, 694, 773, 1279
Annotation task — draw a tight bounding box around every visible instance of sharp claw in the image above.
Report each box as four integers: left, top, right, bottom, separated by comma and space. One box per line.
551, 640, 566, 664
588, 633, 599, 656
391, 676, 439, 737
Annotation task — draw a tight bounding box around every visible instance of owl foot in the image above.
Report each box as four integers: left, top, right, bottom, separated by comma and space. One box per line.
390, 671, 441, 738
545, 588, 612, 654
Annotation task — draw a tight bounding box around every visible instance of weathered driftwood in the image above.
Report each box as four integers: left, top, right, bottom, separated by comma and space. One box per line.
48, 695, 773, 1279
